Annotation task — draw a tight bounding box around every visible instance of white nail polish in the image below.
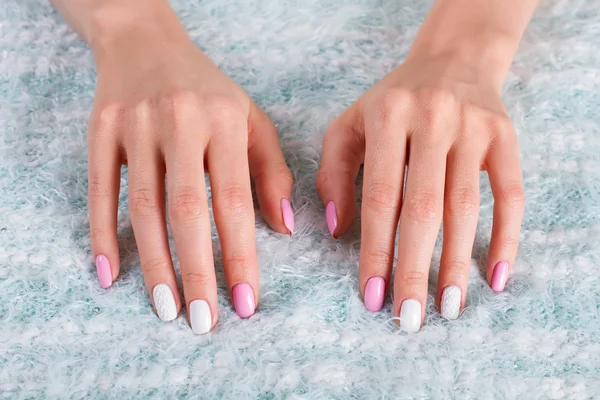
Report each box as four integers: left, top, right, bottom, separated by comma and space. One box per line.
153, 284, 178, 322
400, 299, 421, 333
190, 300, 212, 335
441, 286, 461, 320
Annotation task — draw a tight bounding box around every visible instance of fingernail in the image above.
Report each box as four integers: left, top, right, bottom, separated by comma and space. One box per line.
491, 261, 509, 292
440, 286, 461, 320
233, 283, 255, 318
190, 300, 212, 335
95, 255, 112, 289
280, 198, 295, 236
325, 201, 338, 238
364, 277, 385, 312
152, 283, 178, 322
400, 299, 421, 333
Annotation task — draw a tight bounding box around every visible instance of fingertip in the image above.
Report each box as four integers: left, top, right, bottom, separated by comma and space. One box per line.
490, 261, 509, 292
280, 198, 295, 236
232, 283, 256, 318
326, 201, 338, 238
189, 299, 218, 335
363, 276, 386, 312
95, 254, 114, 289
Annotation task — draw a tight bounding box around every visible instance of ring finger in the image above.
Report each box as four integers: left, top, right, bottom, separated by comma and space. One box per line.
437, 140, 482, 320
164, 127, 217, 335
126, 124, 181, 323
207, 115, 260, 319
394, 133, 448, 333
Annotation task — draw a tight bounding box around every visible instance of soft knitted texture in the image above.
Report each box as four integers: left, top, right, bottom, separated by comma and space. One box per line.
1, 0, 599, 398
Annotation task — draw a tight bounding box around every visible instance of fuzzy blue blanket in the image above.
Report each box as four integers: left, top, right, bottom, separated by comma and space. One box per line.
1, 0, 599, 398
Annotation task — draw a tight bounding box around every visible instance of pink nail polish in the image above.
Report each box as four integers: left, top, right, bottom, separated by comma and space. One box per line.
364, 277, 385, 312
95, 255, 112, 289
280, 198, 295, 236
491, 261, 509, 292
326, 201, 338, 238
233, 283, 256, 318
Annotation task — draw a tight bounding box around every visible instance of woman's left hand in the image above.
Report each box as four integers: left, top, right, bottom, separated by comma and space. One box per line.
316, 54, 525, 331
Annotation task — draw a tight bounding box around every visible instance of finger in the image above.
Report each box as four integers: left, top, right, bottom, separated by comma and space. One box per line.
164, 131, 217, 335
126, 125, 180, 323
485, 125, 525, 292
437, 141, 482, 320
88, 108, 122, 289
247, 104, 294, 235
207, 114, 259, 319
358, 102, 406, 312
394, 134, 448, 333
316, 109, 363, 238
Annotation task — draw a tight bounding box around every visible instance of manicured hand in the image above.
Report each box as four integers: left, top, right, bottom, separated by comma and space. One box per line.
87, 3, 293, 333
317, 54, 524, 332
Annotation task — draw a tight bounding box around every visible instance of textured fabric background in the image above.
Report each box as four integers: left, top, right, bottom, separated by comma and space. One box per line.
1, 0, 599, 398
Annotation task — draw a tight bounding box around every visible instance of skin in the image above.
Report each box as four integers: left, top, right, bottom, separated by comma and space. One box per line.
53, 0, 539, 332
317, 0, 539, 326
52, 0, 293, 331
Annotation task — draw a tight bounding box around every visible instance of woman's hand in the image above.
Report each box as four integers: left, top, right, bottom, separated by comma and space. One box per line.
318, 59, 524, 332
317, 0, 537, 332
85, 1, 293, 333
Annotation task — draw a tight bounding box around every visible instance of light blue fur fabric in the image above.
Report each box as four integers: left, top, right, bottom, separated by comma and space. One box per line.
1, 0, 599, 398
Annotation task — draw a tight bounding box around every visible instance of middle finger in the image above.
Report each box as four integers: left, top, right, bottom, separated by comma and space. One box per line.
164, 125, 217, 335
394, 129, 448, 332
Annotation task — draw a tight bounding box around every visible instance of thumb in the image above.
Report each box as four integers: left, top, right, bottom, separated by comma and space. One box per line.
316, 110, 364, 238
248, 103, 295, 235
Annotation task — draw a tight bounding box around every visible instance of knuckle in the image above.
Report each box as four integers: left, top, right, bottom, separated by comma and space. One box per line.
158, 89, 200, 135
129, 188, 160, 217
182, 271, 213, 286
223, 255, 252, 271
398, 270, 428, 286
162, 88, 198, 114
142, 257, 171, 275
446, 188, 479, 218
169, 186, 205, 223
367, 89, 412, 126
404, 191, 440, 223
419, 88, 457, 112
89, 228, 107, 244
89, 103, 123, 139
500, 234, 520, 248
201, 95, 243, 130
315, 170, 330, 195
416, 89, 458, 138
254, 161, 292, 188
364, 180, 400, 213
440, 258, 469, 275
88, 178, 110, 201
499, 183, 525, 211
362, 250, 394, 268
217, 185, 251, 217
486, 114, 514, 138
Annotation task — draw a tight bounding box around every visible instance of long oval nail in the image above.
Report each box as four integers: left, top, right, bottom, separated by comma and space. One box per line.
280, 198, 295, 236
400, 299, 421, 333
440, 286, 461, 320
364, 277, 385, 312
491, 261, 509, 292
325, 201, 338, 238
190, 300, 212, 335
233, 283, 256, 318
152, 284, 178, 322
95, 255, 112, 289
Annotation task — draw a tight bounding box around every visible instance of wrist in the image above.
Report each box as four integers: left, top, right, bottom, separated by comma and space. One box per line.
405, 0, 534, 91
407, 29, 518, 92
407, 34, 517, 92
87, 0, 188, 56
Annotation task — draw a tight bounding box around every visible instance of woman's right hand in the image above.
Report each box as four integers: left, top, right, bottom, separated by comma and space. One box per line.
87, 1, 293, 334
